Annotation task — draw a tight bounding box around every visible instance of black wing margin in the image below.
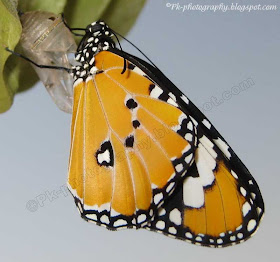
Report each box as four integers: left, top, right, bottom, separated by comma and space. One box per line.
109, 48, 264, 247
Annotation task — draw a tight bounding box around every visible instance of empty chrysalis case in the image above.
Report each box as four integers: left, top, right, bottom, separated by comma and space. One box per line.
20, 11, 77, 113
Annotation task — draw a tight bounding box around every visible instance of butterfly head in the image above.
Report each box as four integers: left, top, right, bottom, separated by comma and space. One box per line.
86, 20, 112, 36
82, 20, 115, 51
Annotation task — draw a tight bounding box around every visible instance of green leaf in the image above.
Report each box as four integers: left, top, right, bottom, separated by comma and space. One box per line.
64, 0, 112, 29
18, 0, 67, 13
64, 0, 146, 38
0, 0, 21, 113
101, 0, 146, 36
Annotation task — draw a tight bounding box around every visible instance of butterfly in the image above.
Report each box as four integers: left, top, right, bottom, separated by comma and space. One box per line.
8, 18, 264, 248
66, 20, 264, 247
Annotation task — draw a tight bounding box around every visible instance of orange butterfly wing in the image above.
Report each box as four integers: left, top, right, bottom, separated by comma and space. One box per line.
146, 127, 264, 247
68, 51, 196, 228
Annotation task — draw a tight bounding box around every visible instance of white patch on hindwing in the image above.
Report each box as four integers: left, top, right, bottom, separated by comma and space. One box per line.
195, 143, 216, 187
183, 177, 204, 208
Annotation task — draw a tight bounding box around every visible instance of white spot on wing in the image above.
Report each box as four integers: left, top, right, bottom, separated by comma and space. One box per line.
217, 239, 223, 244
90, 66, 98, 74
154, 193, 163, 205
231, 170, 238, 179
240, 187, 247, 197
181, 94, 189, 104
169, 208, 182, 225
185, 153, 193, 164
89, 57, 95, 65
156, 220, 165, 230
187, 121, 193, 131
168, 92, 176, 101
195, 144, 216, 187
166, 182, 175, 193
97, 150, 110, 164
175, 163, 184, 173
100, 215, 109, 224
185, 133, 193, 141
150, 86, 163, 98
242, 202, 251, 217
237, 233, 243, 239
247, 219, 257, 232
167, 98, 178, 107
195, 236, 202, 242
137, 214, 147, 224
158, 208, 166, 216
168, 227, 177, 234
86, 213, 97, 220
202, 119, 211, 129
113, 219, 127, 227
183, 177, 204, 208
230, 235, 236, 241
199, 135, 217, 159
214, 138, 231, 159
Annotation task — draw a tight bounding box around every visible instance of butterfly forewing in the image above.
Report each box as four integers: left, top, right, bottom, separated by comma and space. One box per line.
68, 51, 196, 229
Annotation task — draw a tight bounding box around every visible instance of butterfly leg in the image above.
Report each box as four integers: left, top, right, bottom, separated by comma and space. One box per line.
5, 47, 71, 73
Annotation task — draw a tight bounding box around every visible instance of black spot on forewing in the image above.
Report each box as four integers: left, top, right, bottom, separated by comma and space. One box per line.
126, 99, 138, 109
132, 120, 141, 129
125, 136, 134, 148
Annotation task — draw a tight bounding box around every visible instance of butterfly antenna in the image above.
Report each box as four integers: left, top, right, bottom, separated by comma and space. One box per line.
5, 47, 71, 73
111, 31, 127, 74
111, 29, 159, 70
61, 13, 86, 37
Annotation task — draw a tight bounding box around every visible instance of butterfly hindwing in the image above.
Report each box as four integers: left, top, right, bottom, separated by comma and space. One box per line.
146, 127, 263, 247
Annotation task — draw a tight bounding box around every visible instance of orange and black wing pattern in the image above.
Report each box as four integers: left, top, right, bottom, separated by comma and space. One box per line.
68, 50, 196, 229
146, 126, 264, 247
67, 21, 264, 246
134, 56, 265, 247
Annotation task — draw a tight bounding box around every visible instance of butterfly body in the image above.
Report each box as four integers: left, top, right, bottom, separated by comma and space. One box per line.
67, 20, 264, 247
